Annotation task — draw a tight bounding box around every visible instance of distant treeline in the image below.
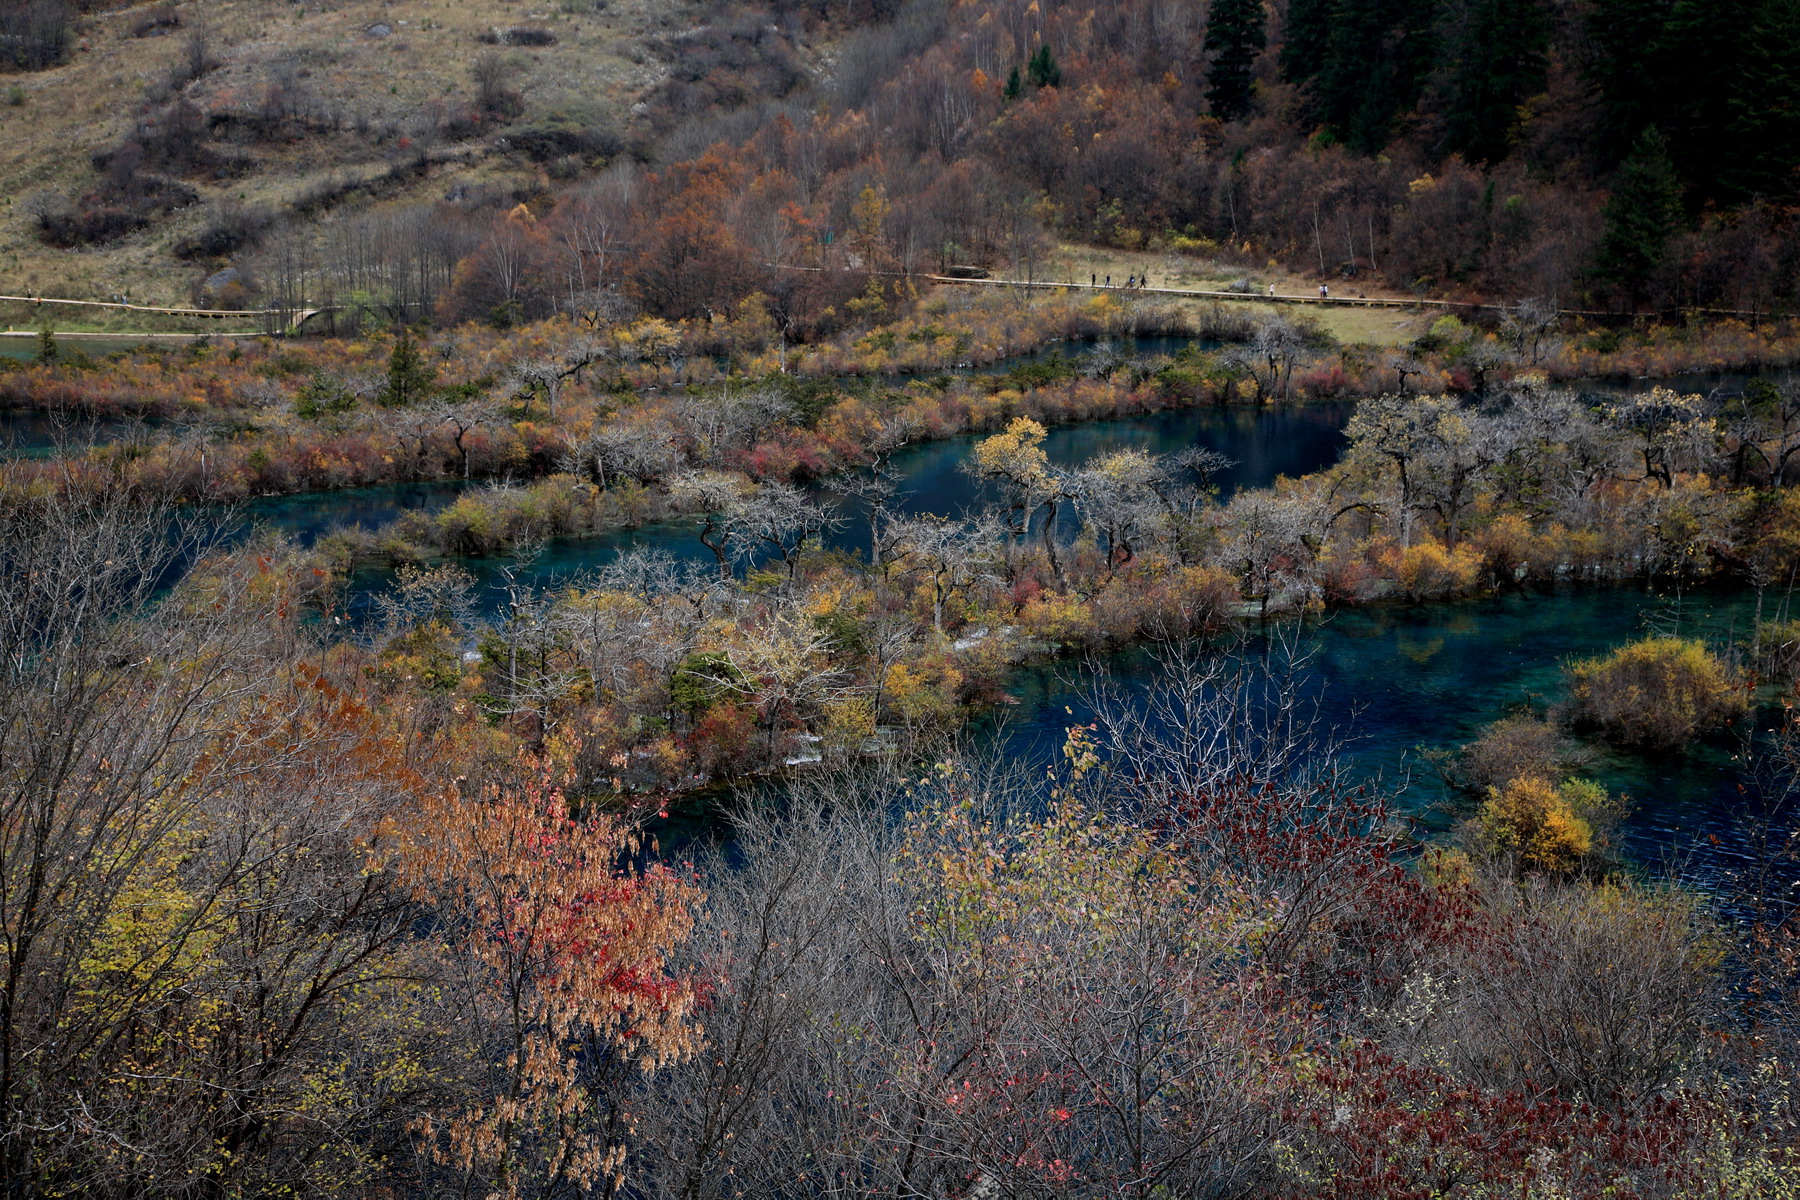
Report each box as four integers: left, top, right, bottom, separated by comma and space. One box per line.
21, 1, 1800, 328
256, 0, 1800, 332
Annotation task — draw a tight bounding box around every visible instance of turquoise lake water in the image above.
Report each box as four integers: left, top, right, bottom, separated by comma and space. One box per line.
202, 403, 1797, 884
5, 341, 1793, 882
226, 400, 1355, 621
986, 587, 1780, 891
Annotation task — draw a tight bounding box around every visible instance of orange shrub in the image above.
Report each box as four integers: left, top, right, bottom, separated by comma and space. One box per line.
1477, 775, 1595, 873
1389, 537, 1483, 601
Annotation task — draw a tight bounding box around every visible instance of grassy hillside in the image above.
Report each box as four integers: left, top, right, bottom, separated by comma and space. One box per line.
0, 0, 724, 308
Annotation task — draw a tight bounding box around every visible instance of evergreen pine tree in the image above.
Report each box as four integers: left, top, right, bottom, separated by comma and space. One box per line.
1026, 44, 1061, 89
1724, 0, 1800, 201
1281, 0, 1336, 85
1313, 0, 1442, 153
1595, 127, 1684, 301
1003, 66, 1022, 100
1657, 0, 1759, 203
35, 325, 56, 365
1203, 0, 1267, 121
1439, 0, 1549, 164
1585, 0, 1679, 161
379, 326, 433, 408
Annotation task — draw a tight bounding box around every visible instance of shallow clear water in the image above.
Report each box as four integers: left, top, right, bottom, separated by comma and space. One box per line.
0, 335, 169, 363
16, 338, 1792, 880
239, 482, 476, 546
242, 413, 1790, 889
1575, 367, 1800, 401
818, 401, 1352, 555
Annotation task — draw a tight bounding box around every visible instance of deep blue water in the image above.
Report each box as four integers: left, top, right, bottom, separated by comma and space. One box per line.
1576, 370, 1800, 402
281, 402, 1354, 620
9, 341, 1791, 881
230, 409, 1788, 891
984, 587, 1781, 890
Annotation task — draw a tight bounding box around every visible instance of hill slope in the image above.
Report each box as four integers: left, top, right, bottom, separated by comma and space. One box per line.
0, 0, 733, 308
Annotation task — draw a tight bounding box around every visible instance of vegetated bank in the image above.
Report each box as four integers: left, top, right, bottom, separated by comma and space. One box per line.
190, 364, 1800, 828
5, 286, 1800, 519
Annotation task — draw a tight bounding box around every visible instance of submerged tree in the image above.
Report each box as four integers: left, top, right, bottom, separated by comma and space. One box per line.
967, 416, 1070, 583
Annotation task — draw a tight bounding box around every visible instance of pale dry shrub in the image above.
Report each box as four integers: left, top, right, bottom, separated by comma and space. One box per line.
1566, 637, 1746, 748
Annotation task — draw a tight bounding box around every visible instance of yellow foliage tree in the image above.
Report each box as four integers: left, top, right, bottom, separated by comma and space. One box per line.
971, 415, 1052, 487
1391, 536, 1483, 601
972, 416, 1068, 580
1478, 775, 1594, 874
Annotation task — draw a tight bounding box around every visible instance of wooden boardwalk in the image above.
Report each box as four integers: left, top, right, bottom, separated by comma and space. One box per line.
0, 295, 326, 334
920, 275, 1675, 321
1, 277, 1770, 332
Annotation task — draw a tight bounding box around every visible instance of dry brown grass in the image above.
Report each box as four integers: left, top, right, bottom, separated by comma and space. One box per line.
0, 0, 694, 307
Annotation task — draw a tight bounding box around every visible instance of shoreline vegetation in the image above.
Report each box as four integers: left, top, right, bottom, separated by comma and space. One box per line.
5, 286, 1800, 805
2, 289, 1798, 511
131, 369, 1800, 808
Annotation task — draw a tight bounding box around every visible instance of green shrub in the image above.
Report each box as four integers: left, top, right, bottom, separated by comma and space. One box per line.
671, 652, 744, 717
294, 373, 355, 419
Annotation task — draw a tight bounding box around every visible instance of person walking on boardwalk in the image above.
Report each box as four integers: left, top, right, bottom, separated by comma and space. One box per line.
1319, 283, 1328, 298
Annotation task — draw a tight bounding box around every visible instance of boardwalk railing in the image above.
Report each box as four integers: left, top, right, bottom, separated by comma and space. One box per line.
2, 278, 1776, 332
0, 295, 330, 334
917, 275, 1770, 322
